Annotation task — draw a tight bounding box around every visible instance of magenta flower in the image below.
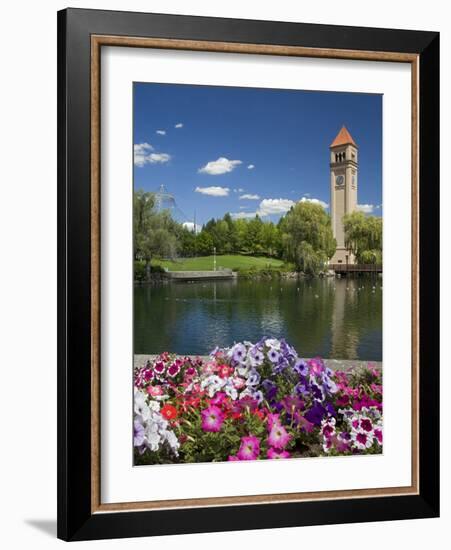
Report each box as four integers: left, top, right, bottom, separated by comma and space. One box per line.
267, 424, 291, 449
308, 358, 325, 376
237, 436, 260, 460
167, 363, 181, 377
266, 413, 281, 429
228, 455, 239, 461
322, 423, 335, 438
201, 405, 225, 432
335, 434, 351, 453
185, 366, 196, 377
267, 448, 291, 459
143, 369, 154, 381
352, 430, 373, 450
374, 428, 383, 444
210, 392, 227, 406
336, 394, 350, 407
153, 361, 165, 376
360, 418, 373, 432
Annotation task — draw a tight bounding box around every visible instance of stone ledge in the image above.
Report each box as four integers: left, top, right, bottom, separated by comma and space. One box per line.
134, 354, 382, 371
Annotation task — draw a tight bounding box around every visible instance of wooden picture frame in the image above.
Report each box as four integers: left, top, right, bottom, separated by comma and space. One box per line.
57, 7, 439, 541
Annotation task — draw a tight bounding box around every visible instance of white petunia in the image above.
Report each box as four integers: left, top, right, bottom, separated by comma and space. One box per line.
148, 400, 161, 412
224, 384, 238, 400
145, 429, 161, 451
163, 430, 180, 455
134, 390, 151, 421
265, 338, 281, 350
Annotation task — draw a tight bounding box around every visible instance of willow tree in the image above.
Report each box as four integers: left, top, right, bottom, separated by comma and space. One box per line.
134, 189, 179, 279
343, 211, 382, 264
279, 202, 336, 275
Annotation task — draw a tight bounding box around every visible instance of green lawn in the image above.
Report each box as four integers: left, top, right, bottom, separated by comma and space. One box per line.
154, 255, 286, 272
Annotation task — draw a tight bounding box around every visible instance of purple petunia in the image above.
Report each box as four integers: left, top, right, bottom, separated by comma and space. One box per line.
231, 343, 247, 364
305, 402, 327, 426
293, 359, 309, 377
267, 348, 280, 363
133, 419, 145, 447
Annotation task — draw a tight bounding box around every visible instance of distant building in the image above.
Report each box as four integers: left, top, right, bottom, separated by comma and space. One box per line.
329, 126, 358, 265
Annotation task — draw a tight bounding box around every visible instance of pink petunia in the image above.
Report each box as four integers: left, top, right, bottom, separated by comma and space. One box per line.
202, 362, 218, 376
147, 385, 164, 397
232, 377, 246, 389
308, 358, 325, 377
201, 405, 225, 432
237, 436, 260, 460
267, 424, 291, 449
267, 448, 291, 459
266, 413, 281, 430
210, 392, 227, 406
217, 364, 234, 379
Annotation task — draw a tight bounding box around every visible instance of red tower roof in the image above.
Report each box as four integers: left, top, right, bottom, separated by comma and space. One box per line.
330, 126, 357, 148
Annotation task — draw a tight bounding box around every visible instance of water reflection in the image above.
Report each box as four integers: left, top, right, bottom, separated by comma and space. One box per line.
134, 277, 382, 360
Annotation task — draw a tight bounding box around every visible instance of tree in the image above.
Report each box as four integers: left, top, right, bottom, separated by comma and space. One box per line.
195, 230, 214, 256
179, 228, 197, 257
261, 221, 281, 257
134, 190, 179, 280
279, 202, 336, 275
343, 211, 382, 264
244, 216, 264, 254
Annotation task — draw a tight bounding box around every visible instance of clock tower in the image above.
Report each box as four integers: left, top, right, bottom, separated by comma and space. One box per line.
329, 126, 358, 264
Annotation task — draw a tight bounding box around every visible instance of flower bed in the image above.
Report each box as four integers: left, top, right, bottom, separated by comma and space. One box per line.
134, 338, 382, 465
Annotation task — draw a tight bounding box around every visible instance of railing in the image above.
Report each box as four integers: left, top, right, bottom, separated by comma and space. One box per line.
329, 264, 382, 273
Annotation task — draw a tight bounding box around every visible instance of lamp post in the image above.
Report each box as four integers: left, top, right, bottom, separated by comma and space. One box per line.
213, 246, 216, 271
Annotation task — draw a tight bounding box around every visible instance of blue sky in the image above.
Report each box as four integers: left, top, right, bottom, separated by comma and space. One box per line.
133, 83, 382, 228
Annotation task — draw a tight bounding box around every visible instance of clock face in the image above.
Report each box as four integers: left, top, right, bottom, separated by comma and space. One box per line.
336, 175, 344, 185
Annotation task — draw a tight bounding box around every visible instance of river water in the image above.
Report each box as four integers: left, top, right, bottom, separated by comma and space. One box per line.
134, 277, 382, 361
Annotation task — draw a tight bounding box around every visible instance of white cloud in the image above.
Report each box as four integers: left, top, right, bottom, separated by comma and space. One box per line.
375, 204, 382, 210
247, 164, 255, 170
258, 198, 295, 216
239, 193, 260, 200
134, 142, 153, 153
156, 130, 166, 135
175, 123, 183, 128
232, 196, 328, 219
134, 143, 152, 166
357, 204, 374, 214
147, 153, 171, 164
198, 157, 242, 175
195, 186, 230, 197
182, 221, 202, 233
303, 193, 311, 197
300, 197, 329, 209
134, 143, 171, 167
230, 211, 259, 219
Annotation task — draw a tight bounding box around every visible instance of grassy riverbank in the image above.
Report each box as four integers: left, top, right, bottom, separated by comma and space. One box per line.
152, 255, 290, 272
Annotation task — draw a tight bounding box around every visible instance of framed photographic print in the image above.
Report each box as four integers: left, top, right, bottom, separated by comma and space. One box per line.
57, 8, 440, 541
